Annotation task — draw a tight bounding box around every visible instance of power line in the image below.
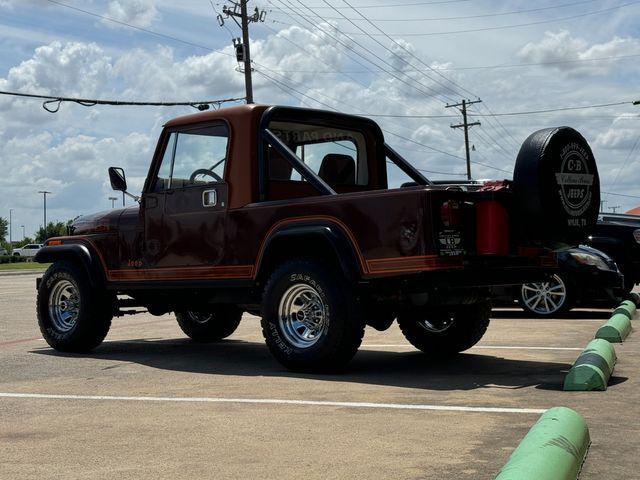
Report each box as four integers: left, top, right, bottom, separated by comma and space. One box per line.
320, 0, 462, 100
255, 68, 475, 176
258, 51, 640, 74
45, 0, 235, 57
272, 0, 455, 104
269, 0, 598, 22
269, 0, 475, 9
363, 100, 637, 117
386, 160, 467, 176
273, 1, 640, 36
0, 90, 245, 112
605, 133, 640, 199
337, 0, 518, 156
602, 191, 640, 200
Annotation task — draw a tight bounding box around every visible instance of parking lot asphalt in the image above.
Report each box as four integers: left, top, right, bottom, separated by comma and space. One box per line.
1, 273, 638, 479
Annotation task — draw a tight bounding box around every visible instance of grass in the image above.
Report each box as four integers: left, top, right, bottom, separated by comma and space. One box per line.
0, 262, 50, 271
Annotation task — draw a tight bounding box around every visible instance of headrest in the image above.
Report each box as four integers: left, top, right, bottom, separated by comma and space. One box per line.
318, 154, 355, 186
269, 147, 293, 180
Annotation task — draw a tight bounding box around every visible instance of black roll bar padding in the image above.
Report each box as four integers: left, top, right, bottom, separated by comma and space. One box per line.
262, 128, 337, 196
384, 143, 432, 186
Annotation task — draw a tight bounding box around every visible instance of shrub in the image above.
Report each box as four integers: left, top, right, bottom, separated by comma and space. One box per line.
0, 255, 30, 264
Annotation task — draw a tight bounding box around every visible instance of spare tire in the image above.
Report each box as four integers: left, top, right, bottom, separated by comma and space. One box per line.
513, 127, 600, 245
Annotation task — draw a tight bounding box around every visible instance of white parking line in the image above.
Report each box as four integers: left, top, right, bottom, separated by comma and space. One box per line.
0, 392, 546, 414
362, 344, 583, 351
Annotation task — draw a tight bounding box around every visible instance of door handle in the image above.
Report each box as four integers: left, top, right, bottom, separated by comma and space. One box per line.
202, 189, 217, 207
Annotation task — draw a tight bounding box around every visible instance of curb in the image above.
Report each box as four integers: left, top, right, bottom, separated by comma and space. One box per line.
613, 299, 637, 320
564, 339, 617, 391
494, 407, 590, 480
0, 269, 45, 277
595, 313, 632, 343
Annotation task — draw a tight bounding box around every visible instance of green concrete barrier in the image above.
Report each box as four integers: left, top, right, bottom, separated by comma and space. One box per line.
613, 302, 635, 320
564, 339, 617, 391
494, 407, 590, 480
595, 313, 632, 343
628, 292, 640, 307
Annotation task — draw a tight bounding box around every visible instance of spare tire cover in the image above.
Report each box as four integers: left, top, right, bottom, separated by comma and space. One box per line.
513, 127, 600, 244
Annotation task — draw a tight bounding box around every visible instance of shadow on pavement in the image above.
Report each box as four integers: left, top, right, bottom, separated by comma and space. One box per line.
33, 338, 576, 392
491, 309, 611, 320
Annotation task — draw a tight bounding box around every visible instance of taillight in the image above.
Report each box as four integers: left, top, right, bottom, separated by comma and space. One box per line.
440, 200, 461, 228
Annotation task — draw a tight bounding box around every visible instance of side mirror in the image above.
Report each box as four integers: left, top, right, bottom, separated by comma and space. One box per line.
109, 167, 127, 192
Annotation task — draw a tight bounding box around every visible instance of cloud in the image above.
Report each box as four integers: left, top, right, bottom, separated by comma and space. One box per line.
2, 40, 111, 95
103, 0, 159, 28
517, 30, 640, 76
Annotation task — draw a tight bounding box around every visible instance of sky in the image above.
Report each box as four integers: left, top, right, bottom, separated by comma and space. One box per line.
0, 0, 639, 239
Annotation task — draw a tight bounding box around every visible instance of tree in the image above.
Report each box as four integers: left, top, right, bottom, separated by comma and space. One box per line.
16, 237, 35, 248
0, 217, 7, 241
35, 222, 68, 243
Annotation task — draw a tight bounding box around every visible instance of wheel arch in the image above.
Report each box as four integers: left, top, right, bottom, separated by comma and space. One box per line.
255, 222, 363, 285
35, 244, 107, 288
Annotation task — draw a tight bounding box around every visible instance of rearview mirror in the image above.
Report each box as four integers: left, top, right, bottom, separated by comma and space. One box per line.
109, 167, 127, 192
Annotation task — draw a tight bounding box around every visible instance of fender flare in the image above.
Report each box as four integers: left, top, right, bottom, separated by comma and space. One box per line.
255, 222, 363, 282
35, 244, 107, 287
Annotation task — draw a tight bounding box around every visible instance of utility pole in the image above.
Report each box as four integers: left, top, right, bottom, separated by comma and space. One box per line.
38, 191, 51, 234
109, 197, 118, 208
217, 1, 266, 104
446, 99, 482, 180
609, 205, 621, 214
600, 200, 607, 213
21, 225, 25, 240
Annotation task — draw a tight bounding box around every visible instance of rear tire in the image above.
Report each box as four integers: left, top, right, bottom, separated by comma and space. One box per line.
261, 259, 365, 372
397, 302, 490, 356
37, 261, 113, 352
175, 306, 242, 342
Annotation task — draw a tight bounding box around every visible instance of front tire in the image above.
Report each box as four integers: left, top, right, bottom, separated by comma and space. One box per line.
397, 302, 491, 356
175, 306, 242, 342
37, 261, 113, 352
261, 260, 365, 372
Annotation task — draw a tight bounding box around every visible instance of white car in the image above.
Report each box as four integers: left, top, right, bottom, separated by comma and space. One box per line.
12, 244, 43, 258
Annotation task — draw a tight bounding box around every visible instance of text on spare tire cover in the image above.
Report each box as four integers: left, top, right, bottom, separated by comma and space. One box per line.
555, 142, 595, 227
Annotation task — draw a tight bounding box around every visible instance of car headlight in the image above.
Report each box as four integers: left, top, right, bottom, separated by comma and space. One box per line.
569, 252, 609, 271
634, 229, 640, 244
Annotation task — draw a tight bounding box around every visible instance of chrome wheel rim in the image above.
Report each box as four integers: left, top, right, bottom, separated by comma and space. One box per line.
521, 274, 567, 315
187, 312, 213, 324
278, 283, 327, 349
418, 314, 455, 333
48, 279, 80, 332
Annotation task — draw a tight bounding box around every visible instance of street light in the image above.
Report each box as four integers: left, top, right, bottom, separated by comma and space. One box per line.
8, 209, 12, 252
37, 191, 51, 235
108, 196, 118, 208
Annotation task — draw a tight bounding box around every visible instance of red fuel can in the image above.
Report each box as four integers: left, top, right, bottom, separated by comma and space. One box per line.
476, 200, 509, 256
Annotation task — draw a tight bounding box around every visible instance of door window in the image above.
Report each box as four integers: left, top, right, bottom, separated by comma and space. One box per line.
154, 124, 229, 191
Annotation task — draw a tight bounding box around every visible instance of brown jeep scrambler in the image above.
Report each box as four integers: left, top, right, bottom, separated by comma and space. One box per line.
35, 104, 600, 371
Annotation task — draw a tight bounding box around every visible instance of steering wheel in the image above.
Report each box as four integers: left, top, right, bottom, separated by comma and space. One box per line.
189, 168, 222, 183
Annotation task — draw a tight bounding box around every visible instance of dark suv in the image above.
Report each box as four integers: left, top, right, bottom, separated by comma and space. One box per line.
588, 213, 640, 293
